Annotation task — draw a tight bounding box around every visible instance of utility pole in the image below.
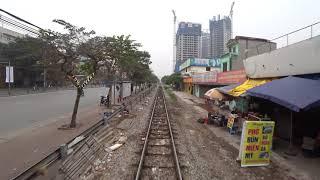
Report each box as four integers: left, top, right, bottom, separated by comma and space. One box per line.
172, 10, 177, 73
229, 1, 235, 39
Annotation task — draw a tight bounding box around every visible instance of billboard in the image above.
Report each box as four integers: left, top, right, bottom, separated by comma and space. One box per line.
5, 66, 14, 83
179, 58, 221, 71
191, 58, 221, 67
121, 82, 131, 98
192, 71, 218, 84
217, 69, 247, 84
239, 121, 275, 167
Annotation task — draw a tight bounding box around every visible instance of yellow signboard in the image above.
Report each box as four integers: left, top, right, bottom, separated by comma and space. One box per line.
239, 121, 275, 167
227, 115, 235, 128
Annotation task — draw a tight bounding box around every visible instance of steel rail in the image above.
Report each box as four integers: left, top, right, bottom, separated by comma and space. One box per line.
12, 85, 156, 180
134, 93, 157, 180
162, 88, 183, 180
135, 87, 182, 180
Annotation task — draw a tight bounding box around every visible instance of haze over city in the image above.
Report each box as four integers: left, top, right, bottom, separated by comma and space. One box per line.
1, 0, 320, 77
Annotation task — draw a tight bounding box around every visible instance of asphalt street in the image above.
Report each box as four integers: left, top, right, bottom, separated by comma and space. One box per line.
0, 87, 106, 138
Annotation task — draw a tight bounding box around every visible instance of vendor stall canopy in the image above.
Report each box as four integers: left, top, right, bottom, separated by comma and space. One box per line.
204, 88, 225, 100
228, 79, 272, 97
247, 76, 320, 112
217, 83, 241, 95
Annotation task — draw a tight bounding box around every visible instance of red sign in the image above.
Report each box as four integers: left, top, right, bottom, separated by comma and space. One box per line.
217, 69, 247, 84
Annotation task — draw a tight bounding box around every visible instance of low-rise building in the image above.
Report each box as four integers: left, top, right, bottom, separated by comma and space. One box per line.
220, 36, 276, 72
179, 58, 221, 76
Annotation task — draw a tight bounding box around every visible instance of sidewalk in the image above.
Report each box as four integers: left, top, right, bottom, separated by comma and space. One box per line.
0, 105, 104, 180
173, 91, 313, 180
0, 85, 102, 97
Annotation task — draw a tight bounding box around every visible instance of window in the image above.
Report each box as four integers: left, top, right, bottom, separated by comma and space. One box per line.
233, 47, 236, 53
222, 62, 228, 72
206, 67, 211, 71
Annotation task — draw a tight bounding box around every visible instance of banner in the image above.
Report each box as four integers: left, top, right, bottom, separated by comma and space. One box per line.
239, 121, 275, 167
217, 69, 246, 84
5, 66, 14, 83
192, 71, 218, 84
227, 115, 235, 128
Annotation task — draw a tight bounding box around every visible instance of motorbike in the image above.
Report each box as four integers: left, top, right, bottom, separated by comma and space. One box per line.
100, 95, 110, 106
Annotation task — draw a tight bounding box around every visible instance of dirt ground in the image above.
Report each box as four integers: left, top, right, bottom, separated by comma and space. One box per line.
81, 88, 303, 180
164, 90, 301, 180
94, 90, 158, 180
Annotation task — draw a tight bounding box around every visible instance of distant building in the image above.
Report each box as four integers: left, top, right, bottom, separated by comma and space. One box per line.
220, 36, 277, 72
209, 15, 231, 59
175, 22, 202, 72
179, 58, 220, 76
0, 26, 24, 44
201, 30, 210, 59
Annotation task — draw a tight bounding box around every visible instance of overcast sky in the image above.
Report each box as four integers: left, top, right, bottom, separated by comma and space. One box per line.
1, 0, 320, 78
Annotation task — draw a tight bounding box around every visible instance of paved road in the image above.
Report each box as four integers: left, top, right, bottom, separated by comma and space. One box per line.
0, 87, 106, 138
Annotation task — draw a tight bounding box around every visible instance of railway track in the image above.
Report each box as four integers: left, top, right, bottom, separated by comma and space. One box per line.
135, 87, 182, 180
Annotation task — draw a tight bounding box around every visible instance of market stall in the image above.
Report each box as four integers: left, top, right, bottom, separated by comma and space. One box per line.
247, 76, 320, 156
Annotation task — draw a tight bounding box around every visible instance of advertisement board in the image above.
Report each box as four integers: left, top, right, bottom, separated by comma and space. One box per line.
238, 121, 275, 167
217, 69, 246, 84
179, 58, 221, 71
5, 66, 14, 83
227, 115, 235, 128
121, 82, 131, 98
192, 71, 218, 84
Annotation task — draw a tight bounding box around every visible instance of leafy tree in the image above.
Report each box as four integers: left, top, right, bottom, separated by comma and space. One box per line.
161, 73, 182, 90
40, 20, 104, 128
1, 19, 157, 128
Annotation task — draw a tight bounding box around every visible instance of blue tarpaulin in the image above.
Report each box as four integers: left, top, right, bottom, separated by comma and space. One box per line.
247, 76, 320, 112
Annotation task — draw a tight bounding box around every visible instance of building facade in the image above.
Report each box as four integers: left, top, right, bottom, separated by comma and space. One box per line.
209, 15, 231, 59
179, 58, 220, 76
221, 36, 277, 72
176, 22, 202, 71
201, 30, 210, 59
0, 26, 24, 44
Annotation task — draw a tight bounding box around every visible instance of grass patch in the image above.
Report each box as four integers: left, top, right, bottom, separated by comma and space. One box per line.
164, 86, 177, 102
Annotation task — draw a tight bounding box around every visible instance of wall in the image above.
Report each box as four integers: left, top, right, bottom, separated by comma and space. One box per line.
0, 27, 24, 44
194, 84, 200, 97
220, 54, 231, 72
244, 35, 320, 78
231, 39, 276, 71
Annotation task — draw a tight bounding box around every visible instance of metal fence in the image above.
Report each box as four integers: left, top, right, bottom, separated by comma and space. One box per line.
249, 21, 320, 55
12, 84, 157, 180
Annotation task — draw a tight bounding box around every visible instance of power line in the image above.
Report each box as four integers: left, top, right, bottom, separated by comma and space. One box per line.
0, 9, 43, 30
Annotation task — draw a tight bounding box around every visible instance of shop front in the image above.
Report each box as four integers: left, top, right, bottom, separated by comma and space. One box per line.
183, 76, 193, 94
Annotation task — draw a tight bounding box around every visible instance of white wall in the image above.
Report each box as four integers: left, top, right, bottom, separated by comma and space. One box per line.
244, 35, 320, 78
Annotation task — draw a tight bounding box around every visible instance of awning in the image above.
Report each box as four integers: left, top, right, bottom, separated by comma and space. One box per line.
204, 88, 225, 100
228, 79, 272, 97
217, 83, 241, 95
247, 76, 320, 112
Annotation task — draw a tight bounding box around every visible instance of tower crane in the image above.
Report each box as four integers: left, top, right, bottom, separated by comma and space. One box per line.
172, 10, 177, 72
229, 1, 235, 38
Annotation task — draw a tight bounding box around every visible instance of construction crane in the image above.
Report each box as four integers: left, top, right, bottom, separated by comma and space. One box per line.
229, 1, 235, 38
172, 10, 177, 73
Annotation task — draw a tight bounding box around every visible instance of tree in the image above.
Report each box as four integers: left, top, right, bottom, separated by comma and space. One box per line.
161, 73, 182, 90
40, 20, 103, 128
1, 19, 156, 128
0, 37, 46, 87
